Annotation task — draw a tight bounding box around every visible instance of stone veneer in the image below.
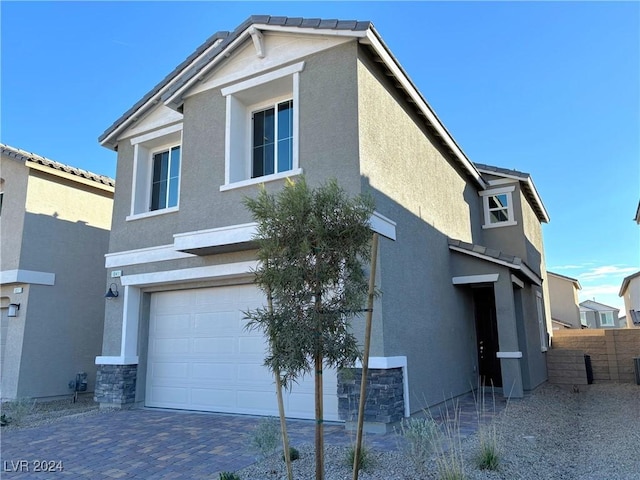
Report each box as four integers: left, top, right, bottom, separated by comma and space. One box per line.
337, 366, 404, 432
94, 364, 137, 407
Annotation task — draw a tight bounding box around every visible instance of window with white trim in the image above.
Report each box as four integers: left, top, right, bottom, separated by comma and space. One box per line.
579, 311, 587, 326
536, 292, 548, 351
479, 186, 517, 228
220, 62, 303, 191
599, 311, 615, 327
128, 124, 182, 219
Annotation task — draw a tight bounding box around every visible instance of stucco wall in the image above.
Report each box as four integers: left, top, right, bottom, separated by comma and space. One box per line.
0, 154, 29, 271
357, 47, 481, 410
548, 274, 581, 329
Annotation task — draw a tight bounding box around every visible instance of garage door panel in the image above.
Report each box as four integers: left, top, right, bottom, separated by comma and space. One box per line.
192, 337, 235, 354
151, 338, 190, 355
153, 314, 191, 335
146, 285, 339, 421
149, 385, 189, 405
191, 362, 236, 382
194, 312, 237, 334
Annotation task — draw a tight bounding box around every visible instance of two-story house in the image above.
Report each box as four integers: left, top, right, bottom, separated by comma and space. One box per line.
579, 300, 621, 329
95, 15, 551, 432
1, 144, 114, 400
547, 271, 582, 329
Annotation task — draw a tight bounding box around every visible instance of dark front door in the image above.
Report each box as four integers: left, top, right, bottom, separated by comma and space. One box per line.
473, 287, 502, 388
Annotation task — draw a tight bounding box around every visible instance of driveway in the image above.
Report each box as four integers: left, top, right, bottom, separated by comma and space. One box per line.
1, 408, 399, 479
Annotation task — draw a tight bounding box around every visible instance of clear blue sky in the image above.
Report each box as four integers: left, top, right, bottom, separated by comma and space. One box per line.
2, 1, 639, 313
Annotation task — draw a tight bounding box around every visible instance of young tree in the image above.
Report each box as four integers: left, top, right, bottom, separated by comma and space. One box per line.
244, 177, 374, 480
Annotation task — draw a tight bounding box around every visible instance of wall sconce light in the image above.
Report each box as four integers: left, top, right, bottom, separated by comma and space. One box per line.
105, 283, 119, 299
8, 303, 20, 317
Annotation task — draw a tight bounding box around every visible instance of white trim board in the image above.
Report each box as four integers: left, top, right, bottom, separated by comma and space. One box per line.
95, 356, 140, 366
0, 269, 55, 286
105, 245, 194, 268
452, 274, 499, 285
120, 261, 258, 287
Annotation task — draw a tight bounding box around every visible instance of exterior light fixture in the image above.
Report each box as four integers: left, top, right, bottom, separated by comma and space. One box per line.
8, 303, 20, 317
105, 283, 119, 299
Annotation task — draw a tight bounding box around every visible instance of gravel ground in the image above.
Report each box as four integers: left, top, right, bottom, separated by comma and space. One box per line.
0, 394, 101, 430
238, 383, 640, 479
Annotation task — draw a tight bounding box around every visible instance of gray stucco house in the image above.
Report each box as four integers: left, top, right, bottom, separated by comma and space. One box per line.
95, 15, 552, 431
619, 271, 640, 328
0, 144, 114, 400
579, 300, 622, 329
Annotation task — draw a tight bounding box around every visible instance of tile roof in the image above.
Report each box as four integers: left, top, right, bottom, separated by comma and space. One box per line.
579, 299, 619, 312
619, 270, 640, 297
548, 271, 582, 290
0, 143, 115, 188
99, 15, 371, 146
474, 162, 549, 223
448, 237, 542, 286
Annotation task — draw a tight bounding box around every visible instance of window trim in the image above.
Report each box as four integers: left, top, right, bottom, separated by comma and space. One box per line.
128, 124, 183, 220
150, 145, 181, 212
221, 62, 304, 191
599, 311, 615, 327
536, 291, 548, 352
479, 186, 517, 229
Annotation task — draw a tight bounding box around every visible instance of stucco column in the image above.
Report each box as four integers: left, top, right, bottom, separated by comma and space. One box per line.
493, 276, 524, 398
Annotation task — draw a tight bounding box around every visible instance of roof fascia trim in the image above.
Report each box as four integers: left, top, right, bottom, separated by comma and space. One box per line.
363, 29, 486, 190
448, 244, 542, 286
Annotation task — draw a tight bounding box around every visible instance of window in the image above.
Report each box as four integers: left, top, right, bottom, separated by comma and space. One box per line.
128, 124, 182, 220
150, 146, 180, 211
252, 100, 293, 178
221, 62, 304, 191
480, 186, 516, 228
630, 310, 640, 326
599, 311, 615, 327
536, 292, 548, 351
0, 192, 3, 216
579, 311, 587, 326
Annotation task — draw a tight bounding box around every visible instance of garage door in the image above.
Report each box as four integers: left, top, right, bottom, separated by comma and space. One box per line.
146, 284, 339, 421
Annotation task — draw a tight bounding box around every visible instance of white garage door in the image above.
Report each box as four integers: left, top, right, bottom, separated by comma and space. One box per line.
146, 284, 340, 421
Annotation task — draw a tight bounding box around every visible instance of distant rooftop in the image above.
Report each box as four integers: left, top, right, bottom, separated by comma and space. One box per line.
1, 143, 115, 188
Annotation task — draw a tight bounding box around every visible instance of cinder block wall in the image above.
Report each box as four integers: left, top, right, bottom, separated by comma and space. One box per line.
547, 349, 588, 385
551, 329, 640, 383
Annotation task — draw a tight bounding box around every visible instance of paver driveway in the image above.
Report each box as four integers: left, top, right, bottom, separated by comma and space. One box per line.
0, 408, 399, 479
1, 391, 502, 479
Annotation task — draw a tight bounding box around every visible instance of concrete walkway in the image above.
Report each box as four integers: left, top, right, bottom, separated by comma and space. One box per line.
0, 391, 506, 479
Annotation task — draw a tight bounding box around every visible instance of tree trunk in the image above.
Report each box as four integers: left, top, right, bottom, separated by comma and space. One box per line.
276, 368, 293, 480
315, 352, 324, 480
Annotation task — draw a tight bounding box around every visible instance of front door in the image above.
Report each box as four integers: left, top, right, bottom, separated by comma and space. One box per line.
473, 287, 502, 388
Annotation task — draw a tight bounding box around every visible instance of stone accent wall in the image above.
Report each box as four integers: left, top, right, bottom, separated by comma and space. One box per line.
551, 329, 640, 383
94, 364, 137, 406
337, 367, 404, 426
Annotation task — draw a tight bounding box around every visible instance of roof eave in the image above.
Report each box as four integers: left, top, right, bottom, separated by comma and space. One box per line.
363, 28, 486, 190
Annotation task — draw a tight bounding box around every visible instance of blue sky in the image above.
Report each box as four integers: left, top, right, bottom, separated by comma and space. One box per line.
2, 1, 639, 313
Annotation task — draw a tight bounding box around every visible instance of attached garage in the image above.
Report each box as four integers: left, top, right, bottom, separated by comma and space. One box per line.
145, 284, 339, 421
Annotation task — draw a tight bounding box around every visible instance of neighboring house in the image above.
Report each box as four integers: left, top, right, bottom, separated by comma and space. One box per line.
619, 271, 640, 328
547, 272, 582, 330
579, 300, 621, 329
94, 15, 552, 431
0, 144, 114, 400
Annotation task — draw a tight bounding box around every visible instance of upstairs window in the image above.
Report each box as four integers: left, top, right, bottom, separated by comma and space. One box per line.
221, 62, 303, 191
151, 146, 180, 211
252, 100, 293, 178
128, 124, 182, 220
480, 186, 516, 228
599, 311, 615, 327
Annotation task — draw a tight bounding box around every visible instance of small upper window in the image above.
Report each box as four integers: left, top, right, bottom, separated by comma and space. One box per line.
128, 123, 182, 220
599, 311, 615, 327
151, 146, 180, 211
221, 62, 304, 191
480, 186, 516, 228
252, 100, 293, 178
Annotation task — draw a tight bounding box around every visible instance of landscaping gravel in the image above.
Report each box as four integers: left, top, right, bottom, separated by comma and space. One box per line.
238, 383, 640, 479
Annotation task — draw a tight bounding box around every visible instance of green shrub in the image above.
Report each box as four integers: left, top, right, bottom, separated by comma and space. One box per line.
250, 416, 280, 459
398, 416, 439, 471
281, 446, 299, 462
219, 472, 240, 480
473, 384, 502, 471
346, 443, 373, 472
